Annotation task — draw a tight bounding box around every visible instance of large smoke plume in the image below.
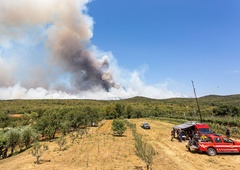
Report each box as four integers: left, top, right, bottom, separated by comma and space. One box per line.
0, 0, 183, 99
0, 0, 116, 92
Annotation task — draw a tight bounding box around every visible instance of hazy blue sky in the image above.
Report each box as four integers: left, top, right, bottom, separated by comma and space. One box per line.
88, 0, 240, 96
0, 0, 239, 99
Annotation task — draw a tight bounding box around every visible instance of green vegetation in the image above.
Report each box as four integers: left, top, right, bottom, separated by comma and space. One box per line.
56, 135, 67, 151
111, 119, 127, 136
31, 142, 48, 164
126, 120, 156, 170
0, 94, 240, 159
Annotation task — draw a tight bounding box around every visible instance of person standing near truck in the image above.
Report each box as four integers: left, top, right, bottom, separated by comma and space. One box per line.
226, 128, 230, 139
193, 131, 200, 145
178, 129, 183, 142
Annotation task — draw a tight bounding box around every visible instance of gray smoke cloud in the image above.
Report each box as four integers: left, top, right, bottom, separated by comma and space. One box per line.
0, 0, 184, 100
0, 0, 116, 92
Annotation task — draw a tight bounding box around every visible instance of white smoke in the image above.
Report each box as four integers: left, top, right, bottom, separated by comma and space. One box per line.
0, 0, 184, 99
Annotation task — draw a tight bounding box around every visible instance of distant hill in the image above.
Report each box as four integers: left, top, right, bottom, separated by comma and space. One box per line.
122, 94, 240, 107
118, 94, 240, 117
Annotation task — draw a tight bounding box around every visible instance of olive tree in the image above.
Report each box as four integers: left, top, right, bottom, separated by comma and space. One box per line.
56, 135, 67, 151
31, 142, 48, 164
5, 128, 20, 155
0, 131, 8, 159
111, 119, 126, 136
21, 126, 37, 149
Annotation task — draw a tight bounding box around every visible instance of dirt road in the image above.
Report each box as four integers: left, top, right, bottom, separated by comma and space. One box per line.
0, 119, 240, 170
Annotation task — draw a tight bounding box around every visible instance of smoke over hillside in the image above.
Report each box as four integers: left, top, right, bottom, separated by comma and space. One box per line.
0, 0, 183, 99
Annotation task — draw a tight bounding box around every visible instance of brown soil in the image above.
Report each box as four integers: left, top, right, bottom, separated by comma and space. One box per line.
1, 119, 240, 170
10, 114, 23, 118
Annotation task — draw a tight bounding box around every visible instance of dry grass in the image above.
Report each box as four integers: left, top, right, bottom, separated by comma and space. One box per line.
1, 119, 240, 170
0, 120, 144, 170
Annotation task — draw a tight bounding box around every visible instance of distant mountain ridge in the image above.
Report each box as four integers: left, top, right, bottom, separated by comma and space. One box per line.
121, 94, 240, 108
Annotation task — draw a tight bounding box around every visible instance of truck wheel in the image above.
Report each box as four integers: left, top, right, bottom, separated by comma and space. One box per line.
207, 148, 216, 156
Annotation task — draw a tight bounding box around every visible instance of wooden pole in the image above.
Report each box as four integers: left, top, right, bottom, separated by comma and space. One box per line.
192, 80, 202, 122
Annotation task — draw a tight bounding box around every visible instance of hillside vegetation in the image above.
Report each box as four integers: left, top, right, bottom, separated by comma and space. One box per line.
0, 94, 240, 161
1, 119, 240, 170
1, 94, 240, 126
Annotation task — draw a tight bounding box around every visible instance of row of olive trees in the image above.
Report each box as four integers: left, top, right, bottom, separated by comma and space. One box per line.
125, 120, 156, 170
0, 105, 101, 129
111, 119, 156, 169
0, 106, 98, 159
0, 126, 36, 159
33, 107, 100, 140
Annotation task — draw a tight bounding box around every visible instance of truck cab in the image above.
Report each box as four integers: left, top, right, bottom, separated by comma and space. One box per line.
194, 123, 213, 135
187, 134, 240, 156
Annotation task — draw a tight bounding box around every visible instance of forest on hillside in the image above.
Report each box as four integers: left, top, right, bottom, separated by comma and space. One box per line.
1, 94, 240, 128
0, 94, 240, 159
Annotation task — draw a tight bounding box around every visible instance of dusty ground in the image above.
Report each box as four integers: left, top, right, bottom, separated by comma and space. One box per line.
1, 119, 240, 170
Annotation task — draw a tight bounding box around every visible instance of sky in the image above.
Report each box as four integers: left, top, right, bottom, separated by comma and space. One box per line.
0, 0, 239, 99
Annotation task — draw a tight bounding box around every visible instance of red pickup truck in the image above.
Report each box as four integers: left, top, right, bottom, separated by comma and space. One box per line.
187, 134, 240, 156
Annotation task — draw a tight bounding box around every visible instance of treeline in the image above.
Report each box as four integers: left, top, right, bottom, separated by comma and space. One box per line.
1, 96, 240, 129
1, 96, 240, 127
1, 94, 240, 118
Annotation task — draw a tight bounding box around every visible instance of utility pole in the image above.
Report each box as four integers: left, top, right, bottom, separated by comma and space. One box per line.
191, 80, 202, 122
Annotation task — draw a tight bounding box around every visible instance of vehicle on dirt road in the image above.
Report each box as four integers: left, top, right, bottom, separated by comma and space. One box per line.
141, 122, 150, 129
186, 134, 240, 156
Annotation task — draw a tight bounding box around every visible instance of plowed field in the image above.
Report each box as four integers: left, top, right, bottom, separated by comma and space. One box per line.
0, 119, 240, 170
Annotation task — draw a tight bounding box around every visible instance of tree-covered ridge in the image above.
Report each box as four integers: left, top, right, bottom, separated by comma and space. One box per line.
0, 94, 240, 118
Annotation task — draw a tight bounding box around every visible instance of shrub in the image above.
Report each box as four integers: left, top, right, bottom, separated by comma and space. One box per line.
31, 142, 48, 164
111, 119, 126, 136
56, 135, 67, 151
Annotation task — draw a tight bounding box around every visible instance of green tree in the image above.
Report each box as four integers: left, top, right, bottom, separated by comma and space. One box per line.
5, 128, 20, 155
115, 103, 125, 118
0, 112, 10, 129
66, 110, 79, 129
21, 126, 37, 149
56, 135, 67, 151
29, 112, 39, 124
69, 131, 78, 144
213, 105, 239, 117
142, 143, 156, 170
0, 131, 8, 158
105, 105, 117, 119
84, 107, 99, 126
22, 113, 31, 125
67, 110, 86, 129
60, 121, 71, 135
111, 119, 126, 136
125, 105, 134, 119
34, 116, 48, 138
31, 142, 48, 164
34, 110, 61, 139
